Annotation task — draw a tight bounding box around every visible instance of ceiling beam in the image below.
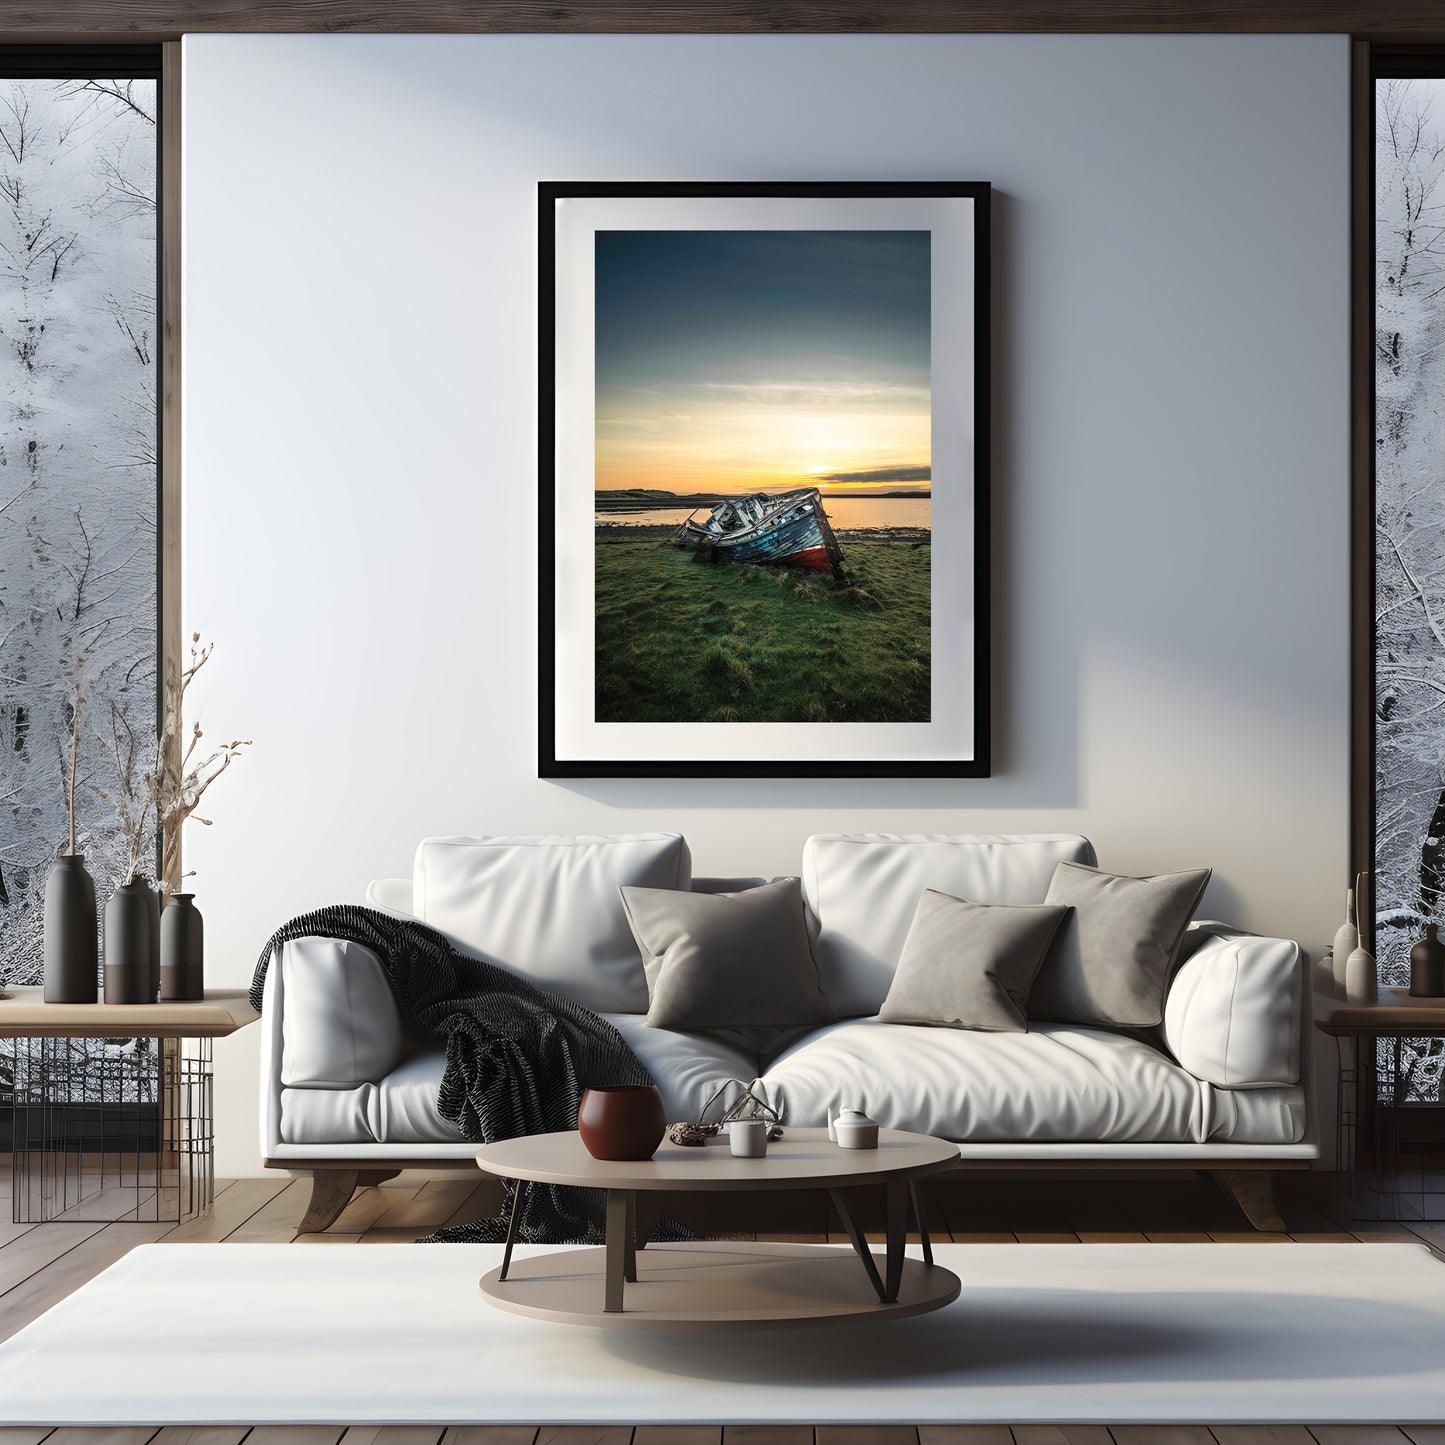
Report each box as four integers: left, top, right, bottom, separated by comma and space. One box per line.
2, 0, 1445, 41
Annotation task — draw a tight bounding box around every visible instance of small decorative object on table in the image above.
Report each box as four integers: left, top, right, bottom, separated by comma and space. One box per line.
729, 1118, 769, 1158
667, 1120, 714, 1147
1332, 885, 1359, 1001
834, 1107, 880, 1150
668, 1077, 783, 1149
577, 1084, 666, 1161
103, 877, 155, 1004
1410, 924, 1445, 998
160, 893, 205, 1002
1346, 944, 1379, 1006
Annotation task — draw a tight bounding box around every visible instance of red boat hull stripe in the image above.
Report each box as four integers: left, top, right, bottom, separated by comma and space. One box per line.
779, 546, 833, 571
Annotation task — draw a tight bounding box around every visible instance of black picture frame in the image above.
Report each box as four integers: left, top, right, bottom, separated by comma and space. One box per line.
538, 180, 991, 779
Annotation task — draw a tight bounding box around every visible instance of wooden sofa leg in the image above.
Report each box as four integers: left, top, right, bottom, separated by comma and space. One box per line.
296, 1170, 360, 1236
1216, 1170, 1286, 1232
356, 1169, 401, 1188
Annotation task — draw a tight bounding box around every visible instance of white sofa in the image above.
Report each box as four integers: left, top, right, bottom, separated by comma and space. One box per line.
259, 832, 1316, 1234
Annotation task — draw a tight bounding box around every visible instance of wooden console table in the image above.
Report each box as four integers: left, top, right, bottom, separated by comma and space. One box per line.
0, 987, 259, 1224
1317, 987, 1445, 1221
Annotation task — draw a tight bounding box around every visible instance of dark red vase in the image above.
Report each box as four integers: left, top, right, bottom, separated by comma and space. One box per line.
577, 1085, 666, 1161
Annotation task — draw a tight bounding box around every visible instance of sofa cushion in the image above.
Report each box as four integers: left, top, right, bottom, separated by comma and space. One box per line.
280, 1048, 463, 1145
279, 1016, 759, 1144
760, 1017, 1214, 1143
276, 1020, 1306, 1148
279, 937, 408, 1089
1163, 924, 1302, 1087
411, 833, 691, 1014
1031, 862, 1212, 1029
621, 877, 832, 1036
1206, 1083, 1307, 1144
879, 890, 1068, 1033
801, 833, 1096, 1018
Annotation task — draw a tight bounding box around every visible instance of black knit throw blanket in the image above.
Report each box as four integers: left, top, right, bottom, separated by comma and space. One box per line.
250, 904, 663, 1246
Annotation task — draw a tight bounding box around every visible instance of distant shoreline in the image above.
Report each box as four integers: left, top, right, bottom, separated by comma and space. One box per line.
596, 488, 931, 513
596, 522, 930, 544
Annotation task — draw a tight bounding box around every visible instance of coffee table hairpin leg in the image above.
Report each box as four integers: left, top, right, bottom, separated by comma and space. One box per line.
830, 1178, 936, 1305
497, 1179, 531, 1282
909, 1178, 934, 1267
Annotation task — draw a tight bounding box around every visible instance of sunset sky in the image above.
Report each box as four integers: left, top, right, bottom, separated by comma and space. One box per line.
594, 230, 931, 497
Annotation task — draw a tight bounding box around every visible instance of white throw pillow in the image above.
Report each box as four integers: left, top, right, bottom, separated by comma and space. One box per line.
801, 833, 1096, 1017
412, 833, 691, 1014
1162, 923, 1302, 1088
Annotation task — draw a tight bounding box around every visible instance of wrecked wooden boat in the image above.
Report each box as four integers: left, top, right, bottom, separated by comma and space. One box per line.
676, 488, 845, 577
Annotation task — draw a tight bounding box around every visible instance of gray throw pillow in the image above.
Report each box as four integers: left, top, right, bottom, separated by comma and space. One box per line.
1029, 861, 1212, 1029
619, 877, 834, 1034
878, 889, 1069, 1033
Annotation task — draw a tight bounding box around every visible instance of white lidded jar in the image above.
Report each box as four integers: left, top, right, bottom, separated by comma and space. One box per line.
833, 1108, 880, 1150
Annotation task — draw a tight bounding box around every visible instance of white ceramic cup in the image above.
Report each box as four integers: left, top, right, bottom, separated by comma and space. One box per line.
729, 1119, 769, 1158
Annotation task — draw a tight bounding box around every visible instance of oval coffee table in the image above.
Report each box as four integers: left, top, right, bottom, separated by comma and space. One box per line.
474, 1125, 960, 1330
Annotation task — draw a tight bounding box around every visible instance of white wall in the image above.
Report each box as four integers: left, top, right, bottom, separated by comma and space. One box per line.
183, 33, 1351, 1176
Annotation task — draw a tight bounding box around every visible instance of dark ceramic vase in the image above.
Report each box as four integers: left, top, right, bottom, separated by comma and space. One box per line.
44, 853, 98, 1003
135, 874, 161, 1002
577, 1084, 666, 1161
104, 879, 155, 1004
160, 893, 204, 1001
1410, 923, 1445, 998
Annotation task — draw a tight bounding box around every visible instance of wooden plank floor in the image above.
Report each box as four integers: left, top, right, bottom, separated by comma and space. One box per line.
0, 1169, 1441, 1436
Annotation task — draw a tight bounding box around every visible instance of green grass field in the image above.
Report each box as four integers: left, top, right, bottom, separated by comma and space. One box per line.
594, 540, 931, 723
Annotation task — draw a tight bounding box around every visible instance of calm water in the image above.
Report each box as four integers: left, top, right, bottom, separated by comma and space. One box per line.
595, 496, 931, 532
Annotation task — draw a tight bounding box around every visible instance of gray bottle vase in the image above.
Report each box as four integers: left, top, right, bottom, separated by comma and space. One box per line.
44, 853, 98, 1003
104, 878, 155, 1004
160, 893, 204, 1001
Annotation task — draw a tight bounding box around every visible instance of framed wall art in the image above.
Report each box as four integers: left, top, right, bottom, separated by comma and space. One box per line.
538, 181, 990, 778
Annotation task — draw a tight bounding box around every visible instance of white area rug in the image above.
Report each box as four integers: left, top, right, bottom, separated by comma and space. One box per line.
1, 1242, 1442, 1425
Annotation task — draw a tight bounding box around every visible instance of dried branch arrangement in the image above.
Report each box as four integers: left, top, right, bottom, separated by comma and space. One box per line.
100, 633, 250, 888
100, 700, 154, 886
151, 634, 250, 889
63, 679, 84, 857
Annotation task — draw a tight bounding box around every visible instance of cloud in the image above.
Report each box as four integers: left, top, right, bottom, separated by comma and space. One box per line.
603, 379, 930, 410
818, 465, 931, 484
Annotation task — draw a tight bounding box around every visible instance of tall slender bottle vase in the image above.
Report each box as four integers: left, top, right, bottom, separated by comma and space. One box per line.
1332, 887, 1358, 1000
43, 853, 98, 1003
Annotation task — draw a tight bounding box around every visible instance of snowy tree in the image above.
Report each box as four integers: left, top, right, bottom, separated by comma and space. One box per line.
0, 79, 157, 990
1375, 78, 1445, 1102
